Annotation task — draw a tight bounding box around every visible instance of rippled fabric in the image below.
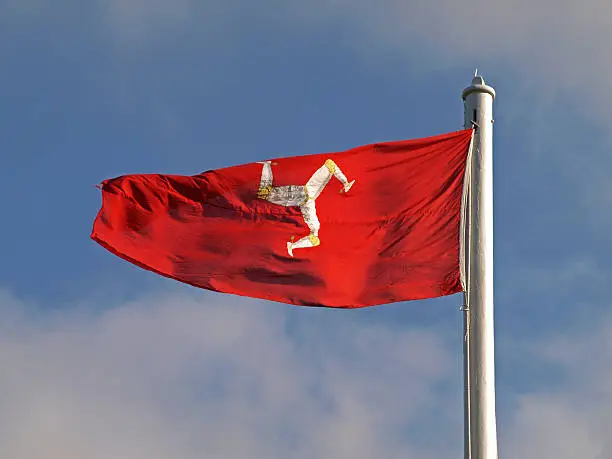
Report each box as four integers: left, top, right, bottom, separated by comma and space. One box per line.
91, 129, 473, 308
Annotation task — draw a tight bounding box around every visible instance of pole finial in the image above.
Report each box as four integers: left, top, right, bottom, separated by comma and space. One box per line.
463, 72, 494, 100
472, 73, 485, 86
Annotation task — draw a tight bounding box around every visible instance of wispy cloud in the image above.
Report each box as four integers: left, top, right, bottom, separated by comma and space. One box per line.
500, 308, 612, 459
2, 283, 612, 459
6, 0, 612, 131
95, 0, 612, 116
0, 289, 459, 459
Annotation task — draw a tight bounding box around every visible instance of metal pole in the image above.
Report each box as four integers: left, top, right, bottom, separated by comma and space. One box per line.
462, 74, 497, 459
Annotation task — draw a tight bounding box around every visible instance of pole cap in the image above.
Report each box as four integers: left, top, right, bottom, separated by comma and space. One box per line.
462, 74, 495, 100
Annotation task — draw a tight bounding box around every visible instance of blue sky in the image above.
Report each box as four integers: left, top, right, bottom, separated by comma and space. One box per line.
1, 1, 612, 458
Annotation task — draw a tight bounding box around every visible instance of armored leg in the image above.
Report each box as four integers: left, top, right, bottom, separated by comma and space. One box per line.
257, 161, 273, 200
287, 200, 321, 257
304, 159, 354, 200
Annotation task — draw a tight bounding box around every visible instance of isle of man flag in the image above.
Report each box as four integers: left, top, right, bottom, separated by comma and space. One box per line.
92, 129, 473, 308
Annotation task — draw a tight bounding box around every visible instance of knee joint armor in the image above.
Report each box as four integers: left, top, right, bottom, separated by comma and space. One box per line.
324, 159, 336, 174
308, 234, 320, 246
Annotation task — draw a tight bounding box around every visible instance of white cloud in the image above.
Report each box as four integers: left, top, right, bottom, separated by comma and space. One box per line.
3, 286, 612, 459
503, 394, 603, 459
7, 0, 612, 137
502, 257, 610, 300
501, 309, 612, 459
104, 0, 196, 44
0, 289, 458, 459
99, 0, 612, 107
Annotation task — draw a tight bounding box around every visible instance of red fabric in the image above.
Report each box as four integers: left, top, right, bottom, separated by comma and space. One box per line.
92, 129, 472, 308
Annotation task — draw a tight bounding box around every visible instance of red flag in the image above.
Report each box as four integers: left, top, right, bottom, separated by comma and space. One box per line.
92, 129, 472, 308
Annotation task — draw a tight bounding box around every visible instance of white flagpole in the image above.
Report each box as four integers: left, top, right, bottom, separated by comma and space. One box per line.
462, 74, 498, 459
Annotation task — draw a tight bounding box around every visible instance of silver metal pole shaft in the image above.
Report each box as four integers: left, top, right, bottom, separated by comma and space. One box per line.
462, 74, 497, 459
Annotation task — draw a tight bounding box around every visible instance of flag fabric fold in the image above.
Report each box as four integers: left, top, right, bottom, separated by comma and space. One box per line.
92, 129, 473, 308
